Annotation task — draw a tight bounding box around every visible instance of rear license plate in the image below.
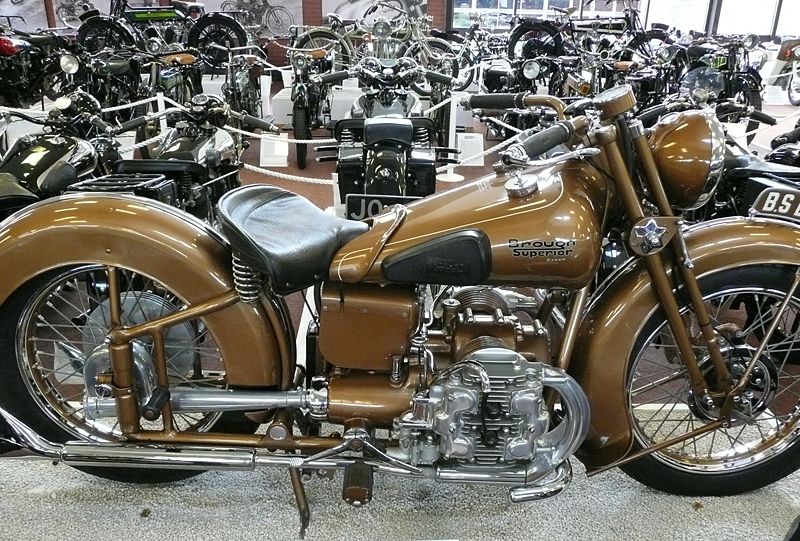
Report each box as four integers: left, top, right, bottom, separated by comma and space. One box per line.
345, 194, 419, 220
751, 187, 800, 222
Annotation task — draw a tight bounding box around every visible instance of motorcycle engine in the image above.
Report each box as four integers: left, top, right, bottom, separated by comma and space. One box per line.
393, 287, 588, 467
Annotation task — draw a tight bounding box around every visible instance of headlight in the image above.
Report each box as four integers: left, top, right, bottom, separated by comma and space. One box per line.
521, 59, 540, 80
750, 49, 766, 70
372, 19, 392, 39
791, 45, 800, 61
742, 33, 760, 51
53, 96, 72, 110
59, 54, 80, 75
657, 45, 676, 63
145, 37, 163, 54
292, 54, 308, 70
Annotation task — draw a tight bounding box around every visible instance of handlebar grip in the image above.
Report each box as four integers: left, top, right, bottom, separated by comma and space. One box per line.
462, 93, 525, 110
115, 116, 149, 134
637, 104, 668, 127
750, 109, 777, 126
425, 71, 453, 86
504, 122, 573, 164
242, 114, 279, 133
318, 70, 350, 85
771, 126, 800, 149
90, 115, 112, 134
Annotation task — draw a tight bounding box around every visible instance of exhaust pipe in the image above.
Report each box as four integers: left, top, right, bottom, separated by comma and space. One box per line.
0, 405, 572, 502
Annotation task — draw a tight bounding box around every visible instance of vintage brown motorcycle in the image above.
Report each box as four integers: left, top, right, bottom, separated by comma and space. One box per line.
1, 84, 799, 536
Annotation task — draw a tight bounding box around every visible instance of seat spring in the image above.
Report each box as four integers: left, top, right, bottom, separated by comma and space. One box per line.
413, 127, 430, 146
232, 254, 263, 304
340, 129, 354, 143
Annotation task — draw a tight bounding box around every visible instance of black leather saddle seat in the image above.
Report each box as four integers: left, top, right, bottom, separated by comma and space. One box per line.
364, 117, 413, 146
0, 172, 37, 204
172, 0, 203, 11
726, 154, 800, 180
115, 159, 206, 179
327, 13, 356, 27
217, 185, 369, 295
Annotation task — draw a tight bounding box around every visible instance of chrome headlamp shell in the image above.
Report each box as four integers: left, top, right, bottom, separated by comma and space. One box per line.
521, 59, 540, 80
742, 33, 760, 51
292, 53, 308, 70
145, 37, 163, 54
59, 53, 80, 75
790, 45, 800, 61
372, 19, 392, 39
656, 45, 677, 63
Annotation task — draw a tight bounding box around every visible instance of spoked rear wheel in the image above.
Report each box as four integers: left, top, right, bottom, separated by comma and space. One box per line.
622, 265, 800, 495
0, 265, 256, 483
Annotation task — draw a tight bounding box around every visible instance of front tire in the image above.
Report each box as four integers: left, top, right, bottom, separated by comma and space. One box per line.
788, 72, 800, 106
187, 14, 249, 72
621, 265, 800, 495
0, 265, 257, 483
292, 104, 311, 169
76, 17, 135, 52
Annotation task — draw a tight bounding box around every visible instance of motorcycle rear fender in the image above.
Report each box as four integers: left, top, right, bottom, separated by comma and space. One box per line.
0, 194, 294, 389
571, 216, 800, 470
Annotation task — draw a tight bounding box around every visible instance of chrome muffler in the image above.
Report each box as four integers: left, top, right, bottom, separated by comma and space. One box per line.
0, 405, 572, 502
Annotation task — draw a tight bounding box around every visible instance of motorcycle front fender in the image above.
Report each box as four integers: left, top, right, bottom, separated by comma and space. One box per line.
571, 216, 800, 470
0, 193, 294, 389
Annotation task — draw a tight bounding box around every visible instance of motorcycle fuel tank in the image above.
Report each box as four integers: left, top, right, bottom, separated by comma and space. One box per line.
1, 135, 96, 195
331, 160, 611, 289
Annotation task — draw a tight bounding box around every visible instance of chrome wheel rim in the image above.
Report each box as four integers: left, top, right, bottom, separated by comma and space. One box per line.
17, 265, 225, 441
628, 284, 800, 473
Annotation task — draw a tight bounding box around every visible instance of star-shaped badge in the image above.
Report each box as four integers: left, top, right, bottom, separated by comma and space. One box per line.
631, 218, 667, 255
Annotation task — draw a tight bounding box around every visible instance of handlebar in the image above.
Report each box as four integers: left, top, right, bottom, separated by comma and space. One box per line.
462, 92, 567, 120
749, 109, 776, 126
239, 113, 280, 133
317, 69, 351, 85
503, 122, 575, 165
771, 126, 800, 149
424, 70, 454, 86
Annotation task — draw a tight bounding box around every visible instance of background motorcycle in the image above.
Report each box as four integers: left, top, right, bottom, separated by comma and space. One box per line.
288, 46, 333, 169
0, 29, 70, 108
315, 57, 457, 218
76, 0, 247, 72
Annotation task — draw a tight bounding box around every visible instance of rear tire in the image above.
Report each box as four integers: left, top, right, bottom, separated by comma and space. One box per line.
0, 266, 258, 483
187, 14, 248, 73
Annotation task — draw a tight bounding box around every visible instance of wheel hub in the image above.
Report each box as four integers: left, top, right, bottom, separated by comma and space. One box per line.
688, 344, 779, 421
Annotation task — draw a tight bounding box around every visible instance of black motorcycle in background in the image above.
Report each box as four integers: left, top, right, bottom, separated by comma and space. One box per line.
289, 47, 333, 169
314, 57, 457, 220
0, 29, 71, 108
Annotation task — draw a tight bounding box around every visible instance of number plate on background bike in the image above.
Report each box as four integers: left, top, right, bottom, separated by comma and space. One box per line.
345, 194, 419, 220
751, 187, 800, 222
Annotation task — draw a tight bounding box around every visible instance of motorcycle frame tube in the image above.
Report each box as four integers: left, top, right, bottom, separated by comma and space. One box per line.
571, 216, 800, 470
0, 194, 291, 390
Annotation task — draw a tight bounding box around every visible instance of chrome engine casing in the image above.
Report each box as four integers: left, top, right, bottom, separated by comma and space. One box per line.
393, 347, 590, 472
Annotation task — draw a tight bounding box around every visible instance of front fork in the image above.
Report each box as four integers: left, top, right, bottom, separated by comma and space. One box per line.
594, 121, 735, 405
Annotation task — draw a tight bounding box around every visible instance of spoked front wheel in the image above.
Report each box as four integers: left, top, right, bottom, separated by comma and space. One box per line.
622, 265, 800, 495
262, 5, 293, 37
0, 265, 256, 483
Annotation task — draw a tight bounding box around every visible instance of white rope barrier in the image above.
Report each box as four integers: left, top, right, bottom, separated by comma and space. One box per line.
242, 163, 335, 185
225, 125, 338, 145
117, 133, 166, 154
422, 96, 453, 115
484, 116, 524, 134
